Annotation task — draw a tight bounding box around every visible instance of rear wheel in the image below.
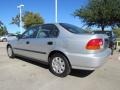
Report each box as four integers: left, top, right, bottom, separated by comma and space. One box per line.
7, 46, 15, 58
49, 53, 71, 77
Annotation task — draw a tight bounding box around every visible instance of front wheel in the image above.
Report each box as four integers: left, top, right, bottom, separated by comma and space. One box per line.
7, 46, 15, 58
49, 53, 71, 77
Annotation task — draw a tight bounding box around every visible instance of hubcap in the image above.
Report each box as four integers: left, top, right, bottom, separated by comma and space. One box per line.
52, 57, 65, 74
8, 47, 12, 57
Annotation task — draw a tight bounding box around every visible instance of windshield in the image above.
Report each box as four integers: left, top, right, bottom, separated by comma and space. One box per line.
60, 23, 87, 34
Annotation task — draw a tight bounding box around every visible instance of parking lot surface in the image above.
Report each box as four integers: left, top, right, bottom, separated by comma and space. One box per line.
0, 42, 120, 90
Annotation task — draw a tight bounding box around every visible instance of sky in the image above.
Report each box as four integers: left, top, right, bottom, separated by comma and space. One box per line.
0, 0, 88, 33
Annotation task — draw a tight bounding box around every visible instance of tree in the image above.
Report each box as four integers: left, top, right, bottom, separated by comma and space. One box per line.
74, 0, 120, 31
23, 12, 44, 29
0, 21, 8, 36
84, 27, 92, 33
11, 11, 44, 29
11, 15, 20, 27
113, 28, 120, 38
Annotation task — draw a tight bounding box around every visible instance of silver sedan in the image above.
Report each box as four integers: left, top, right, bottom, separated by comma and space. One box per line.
7, 23, 111, 77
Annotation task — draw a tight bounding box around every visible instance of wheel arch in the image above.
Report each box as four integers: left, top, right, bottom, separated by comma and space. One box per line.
7, 44, 12, 48
48, 50, 71, 68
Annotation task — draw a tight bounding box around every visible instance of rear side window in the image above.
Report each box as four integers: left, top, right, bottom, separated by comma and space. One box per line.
37, 29, 51, 38
60, 23, 87, 34
41, 24, 59, 38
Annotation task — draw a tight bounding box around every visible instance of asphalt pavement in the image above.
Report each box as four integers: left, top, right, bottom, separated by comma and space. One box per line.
0, 42, 120, 90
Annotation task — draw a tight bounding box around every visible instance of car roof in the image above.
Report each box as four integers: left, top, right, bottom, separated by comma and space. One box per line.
27, 23, 60, 29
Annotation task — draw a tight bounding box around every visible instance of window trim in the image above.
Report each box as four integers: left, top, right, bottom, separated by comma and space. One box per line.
20, 24, 60, 39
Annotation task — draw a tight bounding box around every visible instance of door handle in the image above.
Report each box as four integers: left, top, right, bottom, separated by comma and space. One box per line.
26, 41, 30, 44
47, 41, 53, 45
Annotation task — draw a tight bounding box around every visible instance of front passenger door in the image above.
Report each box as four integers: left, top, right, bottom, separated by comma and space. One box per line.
14, 27, 38, 57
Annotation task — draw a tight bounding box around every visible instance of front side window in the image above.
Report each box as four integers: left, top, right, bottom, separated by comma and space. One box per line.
60, 23, 87, 34
21, 27, 38, 39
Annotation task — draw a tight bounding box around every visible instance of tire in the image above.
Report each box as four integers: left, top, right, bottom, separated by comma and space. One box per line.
49, 53, 71, 77
119, 49, 120, 52
114, 44, 117, 50
2, 38, 7, 42
7, 46, 15, 58
111, 48, 114, 55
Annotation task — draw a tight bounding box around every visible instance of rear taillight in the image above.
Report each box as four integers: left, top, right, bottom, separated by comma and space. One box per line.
86, 39, 103, 50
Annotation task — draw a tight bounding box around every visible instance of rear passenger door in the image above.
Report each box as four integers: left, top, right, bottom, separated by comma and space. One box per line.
33, 24, 59, 62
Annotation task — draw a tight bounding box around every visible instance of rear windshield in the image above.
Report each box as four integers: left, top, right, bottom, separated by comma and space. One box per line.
60, 23, 87, 34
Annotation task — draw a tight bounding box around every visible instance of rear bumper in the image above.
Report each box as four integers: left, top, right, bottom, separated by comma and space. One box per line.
67, 48, 111, 70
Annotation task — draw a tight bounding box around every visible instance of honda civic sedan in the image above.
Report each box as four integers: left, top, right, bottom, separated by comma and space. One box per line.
7, 23, 111, 77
